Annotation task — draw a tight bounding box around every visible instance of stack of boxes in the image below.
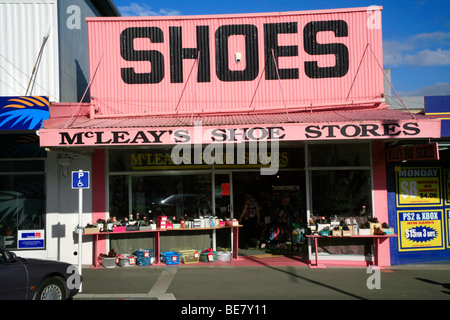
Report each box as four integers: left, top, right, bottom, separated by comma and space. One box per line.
157, 216, 167, 229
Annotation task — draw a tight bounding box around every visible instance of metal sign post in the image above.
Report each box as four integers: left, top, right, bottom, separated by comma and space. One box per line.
72, 170, 90, 293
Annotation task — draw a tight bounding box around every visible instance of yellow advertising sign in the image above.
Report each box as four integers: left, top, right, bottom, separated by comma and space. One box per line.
447, 209, 450, 248
397, 209, 444, 251
396, 167, 442, 207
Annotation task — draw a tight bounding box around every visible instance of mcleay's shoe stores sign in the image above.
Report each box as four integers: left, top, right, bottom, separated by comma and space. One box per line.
54, 121, 429, 146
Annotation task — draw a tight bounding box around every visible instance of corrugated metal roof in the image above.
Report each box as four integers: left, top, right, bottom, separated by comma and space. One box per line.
45, 106, 422, 129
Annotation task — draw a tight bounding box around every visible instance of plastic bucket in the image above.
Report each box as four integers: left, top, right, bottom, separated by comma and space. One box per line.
100, 256, 116, 268
161, 251, 181, 265
217, 251, 231, 261
117, 254, 136, 267
136, 249, 153, 266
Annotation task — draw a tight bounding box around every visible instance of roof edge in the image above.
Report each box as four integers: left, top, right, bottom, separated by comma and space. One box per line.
86, 6, 381, 22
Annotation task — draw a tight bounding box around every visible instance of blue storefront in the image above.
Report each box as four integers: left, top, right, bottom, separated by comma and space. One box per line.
0, 96, 49, 249
387, 95, 450, 264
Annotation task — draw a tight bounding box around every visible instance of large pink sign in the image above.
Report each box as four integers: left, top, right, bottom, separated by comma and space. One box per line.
39, 118, 440, 147
86, 7, 384, 117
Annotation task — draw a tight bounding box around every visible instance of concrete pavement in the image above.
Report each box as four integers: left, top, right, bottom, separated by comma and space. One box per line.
74, 261, 450, 301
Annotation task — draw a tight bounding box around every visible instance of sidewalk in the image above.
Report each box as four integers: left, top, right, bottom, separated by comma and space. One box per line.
74, 251, 450, 301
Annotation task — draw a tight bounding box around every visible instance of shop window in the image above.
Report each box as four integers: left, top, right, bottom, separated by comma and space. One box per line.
109, 174, 212, 221
307, 143, 373, 256
0, 134, 46, 250
310, 170, 371, 217
308, 143, 370, 167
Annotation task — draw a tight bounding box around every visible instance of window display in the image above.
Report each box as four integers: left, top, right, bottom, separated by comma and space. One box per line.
0, 134, 46, 249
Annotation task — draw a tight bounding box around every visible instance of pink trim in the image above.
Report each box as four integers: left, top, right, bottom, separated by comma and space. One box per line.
309, 260, 371, 268
92, 149, 106, 255
371, 141, 390, 267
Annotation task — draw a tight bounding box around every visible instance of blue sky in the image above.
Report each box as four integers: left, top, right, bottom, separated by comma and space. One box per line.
113, 0, 450, 97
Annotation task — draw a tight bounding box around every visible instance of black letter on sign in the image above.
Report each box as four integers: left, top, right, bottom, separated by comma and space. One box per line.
170, 26, 210, 83
264, 22, 299, 80
120, 27, 164, 84
304, 20, 349, 78
215, 24, 259, 82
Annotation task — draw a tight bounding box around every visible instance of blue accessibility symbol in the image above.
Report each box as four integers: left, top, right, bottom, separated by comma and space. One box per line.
72, 171, 90, 189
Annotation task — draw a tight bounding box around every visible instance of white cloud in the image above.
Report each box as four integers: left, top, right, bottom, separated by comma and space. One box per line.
403, 48, 450, 66
398, 82, 450, 96
119, 3, 181, 17
383, 31, 450, 67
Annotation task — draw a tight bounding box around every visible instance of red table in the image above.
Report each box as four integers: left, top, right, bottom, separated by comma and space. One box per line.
306, 234, 397, 268
83, 225, 242, 268
84, 229, 164, 269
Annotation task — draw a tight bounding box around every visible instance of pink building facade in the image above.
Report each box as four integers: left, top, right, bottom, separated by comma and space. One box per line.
40, 7, 440, 267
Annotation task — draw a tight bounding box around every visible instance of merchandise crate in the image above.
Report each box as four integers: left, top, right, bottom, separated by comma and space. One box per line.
200, 251, 217, 263
161, 251, 181, 265
177, 250, 199, 264
136, 249, 153, 266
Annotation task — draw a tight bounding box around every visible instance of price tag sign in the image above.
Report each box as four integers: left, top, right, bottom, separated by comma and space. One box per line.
396, 167, 442, 207
397, 209, 444, 251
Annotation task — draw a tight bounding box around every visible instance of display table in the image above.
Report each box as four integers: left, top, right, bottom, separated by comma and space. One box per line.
306, 234, 397, 269
83, 225, 242, 269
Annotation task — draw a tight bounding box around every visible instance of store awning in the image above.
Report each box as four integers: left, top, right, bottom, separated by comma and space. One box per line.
39, 106, 441, 147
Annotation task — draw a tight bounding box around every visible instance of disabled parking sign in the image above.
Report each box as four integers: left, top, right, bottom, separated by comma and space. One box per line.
72, 171, 90, 189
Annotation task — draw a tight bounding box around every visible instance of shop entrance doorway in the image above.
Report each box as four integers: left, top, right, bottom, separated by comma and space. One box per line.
213, 173, 234, 249
232, 171, 307, 256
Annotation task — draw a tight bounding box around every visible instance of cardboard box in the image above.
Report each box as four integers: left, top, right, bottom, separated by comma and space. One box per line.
342, 230, 352, 237
317, 224, 331, 231
157, 222, 166, 229
332, 230, 342, 237
359, 228, 371, 235
84, 226, 99, 234
113, 226, 126, 232
226, 220, 239, 226
370, 223, 382, 235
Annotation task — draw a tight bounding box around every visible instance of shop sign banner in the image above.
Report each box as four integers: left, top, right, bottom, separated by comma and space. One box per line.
39, 119, 440, 147
0, 96, 49, 130
397, 210, 444, 251
386, 143, 439, 162
395, 167, 442, 207
18, 230, 45, 249
85, 7, 385, 116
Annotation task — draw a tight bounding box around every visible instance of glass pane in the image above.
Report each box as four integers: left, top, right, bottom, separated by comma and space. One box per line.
0, 134, 46, 158
109, 146, 305, 172
109, 175, 129, 220
0, 160, 44, 173
0, 175, 45, 249
308, 143, 370, 167
310, 170, 372, 217
115, 174, 213, 221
